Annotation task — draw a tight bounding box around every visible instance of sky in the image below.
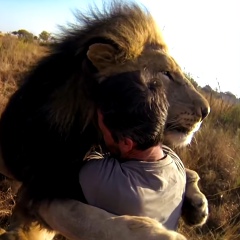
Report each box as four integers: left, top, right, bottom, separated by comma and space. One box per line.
0, 0, 239, 97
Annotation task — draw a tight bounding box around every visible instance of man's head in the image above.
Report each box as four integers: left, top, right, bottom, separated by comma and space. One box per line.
97, 70, 168, 157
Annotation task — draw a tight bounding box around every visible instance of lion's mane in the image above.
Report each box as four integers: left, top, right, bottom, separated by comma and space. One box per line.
0, 2, 169, 202
0, 3, 211, 238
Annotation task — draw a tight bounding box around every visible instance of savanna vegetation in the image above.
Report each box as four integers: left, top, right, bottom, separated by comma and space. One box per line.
0, 35, 239, 240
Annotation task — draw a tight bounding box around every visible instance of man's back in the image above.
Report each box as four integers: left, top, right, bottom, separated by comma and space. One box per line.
79, 145, 186, 230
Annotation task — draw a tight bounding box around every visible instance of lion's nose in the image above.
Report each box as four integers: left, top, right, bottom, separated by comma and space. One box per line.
201, 106, 210, 121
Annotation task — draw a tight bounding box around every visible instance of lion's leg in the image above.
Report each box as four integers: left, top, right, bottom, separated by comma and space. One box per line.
0, 229, 6, 235
181, 168, 209, 226
0, 204, 54, 240
0, 223, 55, 240
38, 199, 187, 240
0, 189, 55, 240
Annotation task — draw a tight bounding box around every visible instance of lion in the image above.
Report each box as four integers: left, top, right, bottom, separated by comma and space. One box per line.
0, 1, 209, 239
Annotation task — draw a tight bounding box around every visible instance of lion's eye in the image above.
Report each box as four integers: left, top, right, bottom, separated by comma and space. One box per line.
161, 71, 174, 81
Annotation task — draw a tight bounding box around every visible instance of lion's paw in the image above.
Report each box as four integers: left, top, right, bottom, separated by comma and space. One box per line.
0, 228, 6, 236
0, 231, 26, 240
181, 192, 208, 227
110, 215, 187, 240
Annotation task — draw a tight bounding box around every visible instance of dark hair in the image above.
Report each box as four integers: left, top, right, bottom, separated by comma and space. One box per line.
97, 70, 168, 150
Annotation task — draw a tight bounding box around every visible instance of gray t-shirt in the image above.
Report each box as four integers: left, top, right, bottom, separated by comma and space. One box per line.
79, 145, 186, 230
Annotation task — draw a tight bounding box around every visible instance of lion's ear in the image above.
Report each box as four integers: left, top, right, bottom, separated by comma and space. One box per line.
87, 43, 117, 71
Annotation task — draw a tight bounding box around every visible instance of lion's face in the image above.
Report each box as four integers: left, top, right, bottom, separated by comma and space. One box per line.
87, 43, 210, 147
161, 66, 210, 147
136, 49, 210, 147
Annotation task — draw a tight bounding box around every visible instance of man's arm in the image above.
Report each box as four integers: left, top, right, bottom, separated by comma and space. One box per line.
79, 155, 140, 215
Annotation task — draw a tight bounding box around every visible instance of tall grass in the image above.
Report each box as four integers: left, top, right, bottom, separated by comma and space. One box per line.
0, 35, 240, 239
176, 92, 240, 239
0, 35, 47, 227
0, 35, 47, 113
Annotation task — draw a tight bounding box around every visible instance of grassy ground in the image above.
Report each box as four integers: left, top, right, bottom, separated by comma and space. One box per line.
0, 35, 240, 239
0, 35, 47, 229
176, 88, 240, 239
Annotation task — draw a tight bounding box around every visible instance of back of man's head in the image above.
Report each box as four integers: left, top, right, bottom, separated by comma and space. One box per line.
97, 70, 168, 150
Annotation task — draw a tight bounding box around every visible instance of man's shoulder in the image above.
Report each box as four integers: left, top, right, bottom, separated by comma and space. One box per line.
79, 153, 139, 209
162, 145, 179, 158
81, 155, 120, 175
162, 145, 186, 178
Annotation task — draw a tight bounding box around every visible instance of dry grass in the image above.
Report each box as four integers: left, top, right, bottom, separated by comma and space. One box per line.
0, 35, 47, 228
0, 177, 16, 228
176, 92, 240, 239
0, 35, 240, 239
0, 35, 47, 113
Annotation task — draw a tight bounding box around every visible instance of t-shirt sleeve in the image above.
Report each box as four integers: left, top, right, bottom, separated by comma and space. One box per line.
79, 156, 141, 215
162, 145, 186, 178
79, 157, 122, 207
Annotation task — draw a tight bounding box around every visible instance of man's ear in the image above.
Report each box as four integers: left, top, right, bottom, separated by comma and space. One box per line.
87, 43, 117, 71
119, 137, 134, 154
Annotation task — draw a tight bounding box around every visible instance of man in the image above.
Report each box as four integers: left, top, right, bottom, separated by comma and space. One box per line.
34, 70, 187, 240
79, 70, 186, 230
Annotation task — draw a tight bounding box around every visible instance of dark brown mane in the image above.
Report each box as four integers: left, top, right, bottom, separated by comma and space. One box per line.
0, 1, 170, 200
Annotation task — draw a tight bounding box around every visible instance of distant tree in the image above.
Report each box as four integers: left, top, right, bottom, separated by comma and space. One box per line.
39, 31, 51, 42
225, 91, 236, 98
12, 29, 34, 42
50, 36, 56, 42
202, 85, 213, 93
184, 72, 199, 89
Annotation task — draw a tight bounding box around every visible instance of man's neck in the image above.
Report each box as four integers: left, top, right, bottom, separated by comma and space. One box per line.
122, 144, 165, 162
